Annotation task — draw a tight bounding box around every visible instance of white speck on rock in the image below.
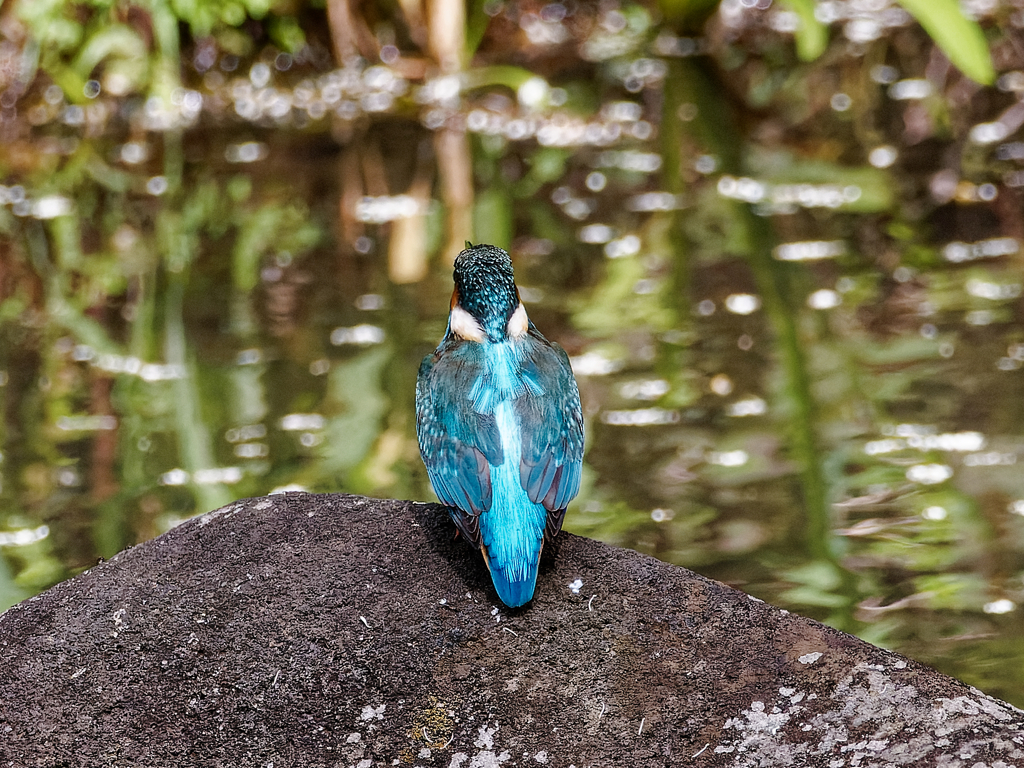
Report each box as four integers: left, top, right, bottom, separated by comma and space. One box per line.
199, 504, 239, 526
467, 751, 510, 767
111, 607, 127, 638
798, 651, 823, 664
779, 687, 795, 696
569, 579, 583, 594
360, 704, 386, 721
346, 732, 361, 743
419, 747, 432, 758
745, 703, 788, 734
534, 751, 549, 763
937, 694, 1016, 722
475, 724, 497, 749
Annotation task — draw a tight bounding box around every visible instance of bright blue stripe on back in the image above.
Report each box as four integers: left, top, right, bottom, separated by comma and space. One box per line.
478, 399, 546, 606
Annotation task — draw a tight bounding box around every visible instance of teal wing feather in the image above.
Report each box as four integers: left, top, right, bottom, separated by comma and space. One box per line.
416, 341, 502, 545
515, 328, 584, 537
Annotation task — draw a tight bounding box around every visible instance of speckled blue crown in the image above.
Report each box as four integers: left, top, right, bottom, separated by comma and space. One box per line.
453, 244, 519, 328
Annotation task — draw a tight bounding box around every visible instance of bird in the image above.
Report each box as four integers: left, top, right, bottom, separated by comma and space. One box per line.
416, 243, 584, 607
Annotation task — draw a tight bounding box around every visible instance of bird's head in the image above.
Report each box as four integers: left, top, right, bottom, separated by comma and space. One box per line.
448, 243, 529, 342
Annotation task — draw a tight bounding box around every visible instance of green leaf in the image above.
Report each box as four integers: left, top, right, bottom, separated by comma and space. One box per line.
777, 0, 828, 61
780, 560, 849, 608
267, 15, 306, 53
72, 25, 148, 79
466, 0, 494, 56
750, 152, 897, 213
465, 65, 541, 91
221, 3, 248, 27
912, 572, 989, 610
232, 207, 285, 293
896, 0, 994, 84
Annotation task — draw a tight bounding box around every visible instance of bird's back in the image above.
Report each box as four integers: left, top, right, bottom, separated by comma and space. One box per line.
417, 328, 582, 607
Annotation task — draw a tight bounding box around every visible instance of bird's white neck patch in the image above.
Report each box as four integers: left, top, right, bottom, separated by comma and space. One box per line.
450, 302, 528, 342
450, 304, 485, 341
507, 302, 529, 339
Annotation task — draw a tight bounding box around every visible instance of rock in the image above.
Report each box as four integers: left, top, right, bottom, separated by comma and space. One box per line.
1, 492, 1021, 767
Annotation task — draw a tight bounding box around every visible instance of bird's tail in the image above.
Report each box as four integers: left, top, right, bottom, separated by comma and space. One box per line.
481, 546, 540, 608
478, 431, 548, 607
478, 487, 546, 608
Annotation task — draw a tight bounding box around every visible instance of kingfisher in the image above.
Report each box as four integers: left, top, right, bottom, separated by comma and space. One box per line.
416, 243, 584, 607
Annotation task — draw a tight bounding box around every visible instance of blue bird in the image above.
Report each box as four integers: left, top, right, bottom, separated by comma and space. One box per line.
416, 243, 584, 607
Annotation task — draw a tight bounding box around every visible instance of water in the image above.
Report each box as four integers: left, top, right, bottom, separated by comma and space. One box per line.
2, 0, 1024, 705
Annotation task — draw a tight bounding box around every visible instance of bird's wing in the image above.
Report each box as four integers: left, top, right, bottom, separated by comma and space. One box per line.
515, 331, 584, 528
416, 344, 503, 546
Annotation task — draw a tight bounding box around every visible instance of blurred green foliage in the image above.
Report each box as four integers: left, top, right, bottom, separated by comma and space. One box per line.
898, 0, 994, 84
15, 0, 309, 101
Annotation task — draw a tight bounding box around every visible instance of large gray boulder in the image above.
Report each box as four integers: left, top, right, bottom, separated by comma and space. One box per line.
1, 492, 1021, 767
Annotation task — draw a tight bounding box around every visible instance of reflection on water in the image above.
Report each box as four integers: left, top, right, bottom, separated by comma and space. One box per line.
2, 0, 1024, 705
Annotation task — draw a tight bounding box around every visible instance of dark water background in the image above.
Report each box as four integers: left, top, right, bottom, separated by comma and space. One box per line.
2, 0, 1024, 705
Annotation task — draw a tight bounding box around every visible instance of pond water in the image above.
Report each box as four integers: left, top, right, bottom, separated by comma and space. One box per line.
2, 1, 1024, 705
